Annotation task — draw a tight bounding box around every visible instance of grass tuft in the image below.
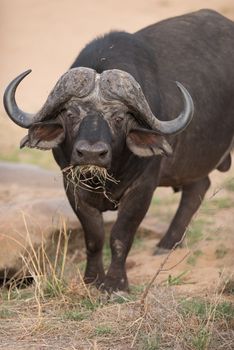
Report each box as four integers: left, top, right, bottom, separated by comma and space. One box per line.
63, 310, 89, 321
94, 325, 113, 336
191, 327, 211, 350
140, 333, 161, 350
187, 249, 203, 266
0, 147, 56, 169
223, 278, 234, 295
187, 219, 206, 246
224, 177, 234, 192
215, 245, 228, 259
165, 270, 189, 286
0, 308, 15, 319
210, 197, 234, 209
79, 297, 101, 311
180, 297, 234, 323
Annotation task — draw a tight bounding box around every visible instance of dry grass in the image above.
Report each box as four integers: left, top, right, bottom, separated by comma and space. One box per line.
1, 162, 234, 349
63, 165, 119, 206
0, 217, 233, 350
1, 279, 233, 349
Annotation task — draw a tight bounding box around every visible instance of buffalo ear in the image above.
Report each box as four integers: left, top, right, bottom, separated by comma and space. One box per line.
20, 121, 65, 150
126, 128, 173, 157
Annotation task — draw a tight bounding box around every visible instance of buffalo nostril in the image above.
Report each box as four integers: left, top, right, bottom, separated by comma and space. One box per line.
73, 140, 111, 166
99, 150, 108, 159
77, 150, 83, 158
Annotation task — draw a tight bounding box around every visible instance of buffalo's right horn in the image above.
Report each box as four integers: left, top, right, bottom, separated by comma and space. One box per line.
3, 67, 97, 128
33, 67, 97, 121
3, 70, 35, 128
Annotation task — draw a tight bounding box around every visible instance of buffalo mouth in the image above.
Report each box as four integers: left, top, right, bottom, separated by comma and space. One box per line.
62, 164, 119, 203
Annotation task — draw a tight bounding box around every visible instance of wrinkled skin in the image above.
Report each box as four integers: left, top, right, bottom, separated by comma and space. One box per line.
4, 9, 234, 292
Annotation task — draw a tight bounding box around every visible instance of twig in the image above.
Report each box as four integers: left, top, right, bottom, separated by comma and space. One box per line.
76, 266, 94, 304
130, 301, 148, 348
162, 251, 190, 272
140, 230, 188, 311
130, 316, 144, 348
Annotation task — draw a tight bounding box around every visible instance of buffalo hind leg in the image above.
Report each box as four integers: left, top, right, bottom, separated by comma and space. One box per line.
155, 176, 210, 252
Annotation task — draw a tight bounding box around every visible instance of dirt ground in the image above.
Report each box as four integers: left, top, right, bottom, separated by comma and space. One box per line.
129, 167, 234, 295
1, 1, 234, 349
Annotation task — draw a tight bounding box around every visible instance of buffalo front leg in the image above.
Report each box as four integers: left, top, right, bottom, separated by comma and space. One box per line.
156, 176, 210, 251
103, 184, 156, 292
76, 204, 105, 286
65, 186, 106, 287
64, 178, 105, 286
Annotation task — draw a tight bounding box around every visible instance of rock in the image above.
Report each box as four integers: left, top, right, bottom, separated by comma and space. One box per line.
0, 161, 79, 282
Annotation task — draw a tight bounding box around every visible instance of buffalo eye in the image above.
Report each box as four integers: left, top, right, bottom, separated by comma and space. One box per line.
66, 110, 74, 118
113, 115, 124, 125
66, 107, 80, 118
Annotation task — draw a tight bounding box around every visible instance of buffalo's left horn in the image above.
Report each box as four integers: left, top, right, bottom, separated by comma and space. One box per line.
3, 70, 35, 128
100, 69, 194, 135
33, 67, 97, 121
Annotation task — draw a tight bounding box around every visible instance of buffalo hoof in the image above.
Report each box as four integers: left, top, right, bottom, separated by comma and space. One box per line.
101, 276, 129, 294
83, 274, 105, 288
109, 290, 130, 302
153, 247, 171, 255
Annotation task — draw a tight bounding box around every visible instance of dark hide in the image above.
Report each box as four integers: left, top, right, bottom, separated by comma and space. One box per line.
71, 113, 112, 167
6, 10, 234, 292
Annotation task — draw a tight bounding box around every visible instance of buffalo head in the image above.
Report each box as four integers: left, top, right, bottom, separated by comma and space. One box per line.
3, 68, 194, 170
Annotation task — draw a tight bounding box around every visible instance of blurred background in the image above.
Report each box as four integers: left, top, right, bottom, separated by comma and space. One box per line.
1, 0, 234, 168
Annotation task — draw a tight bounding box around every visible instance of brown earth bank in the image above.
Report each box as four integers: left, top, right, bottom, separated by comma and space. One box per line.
1, 1, 234, 349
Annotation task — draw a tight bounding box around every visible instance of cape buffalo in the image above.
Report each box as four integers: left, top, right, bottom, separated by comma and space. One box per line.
3, 9, 234, 292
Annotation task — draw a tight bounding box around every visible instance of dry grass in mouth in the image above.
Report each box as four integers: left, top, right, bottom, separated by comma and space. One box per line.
62, 165, 119, 205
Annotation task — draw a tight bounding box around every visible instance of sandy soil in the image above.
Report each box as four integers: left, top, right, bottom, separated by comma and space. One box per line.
127, 167, 234, 297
